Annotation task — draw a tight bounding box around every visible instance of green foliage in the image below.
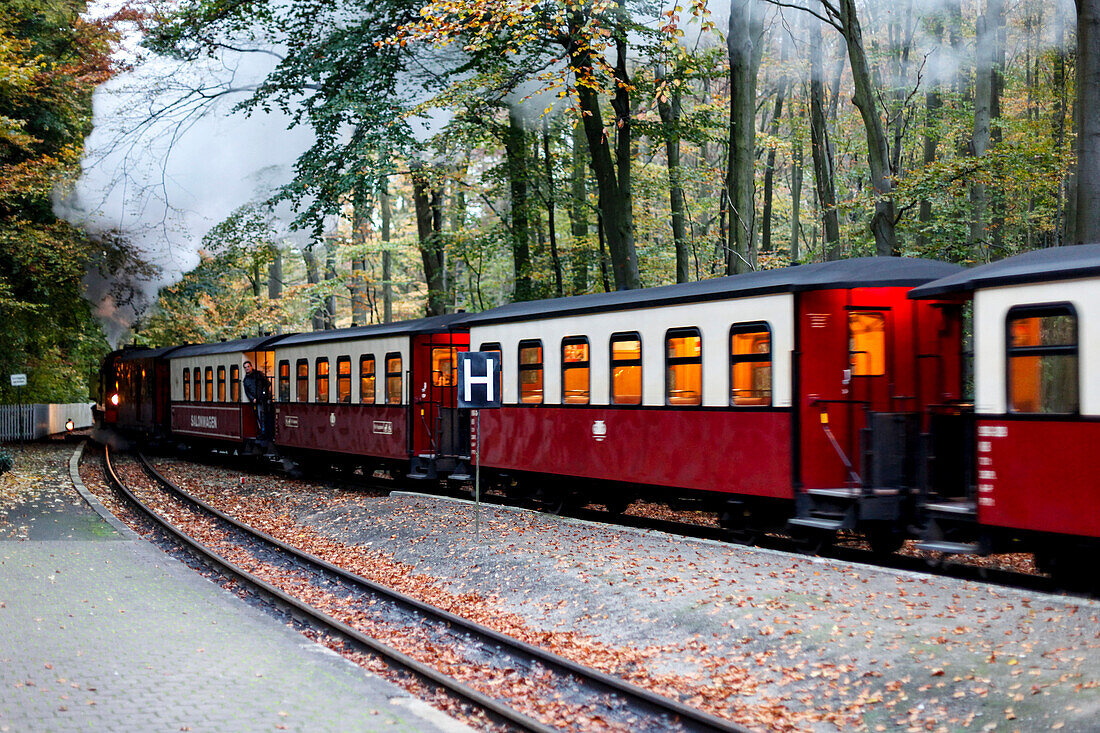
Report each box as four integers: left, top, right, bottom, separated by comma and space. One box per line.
0, 448, 12, 476
0, 1, 119, 404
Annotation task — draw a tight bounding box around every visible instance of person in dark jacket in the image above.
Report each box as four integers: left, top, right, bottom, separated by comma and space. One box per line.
242, 360, 273, 440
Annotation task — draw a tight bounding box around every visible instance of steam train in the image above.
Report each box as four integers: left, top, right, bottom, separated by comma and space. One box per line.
97, 249, 1100, 577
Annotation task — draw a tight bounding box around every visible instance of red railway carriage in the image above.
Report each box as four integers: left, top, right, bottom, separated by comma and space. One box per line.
269, 315, 469, 476
461, 257, 963, 540
909, 245, 1100, 571
98, 345, 184, 435
167, 336, 285, 445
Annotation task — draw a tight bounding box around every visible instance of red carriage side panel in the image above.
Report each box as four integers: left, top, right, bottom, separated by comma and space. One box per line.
975, 419, 1100, 540
478, 407, 792, 497
171, 404, 244, 440
274, 404, 408, 460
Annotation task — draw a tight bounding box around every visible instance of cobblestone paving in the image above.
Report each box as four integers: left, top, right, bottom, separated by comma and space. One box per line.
0, 442, 470, 733
0, 442, 115, 542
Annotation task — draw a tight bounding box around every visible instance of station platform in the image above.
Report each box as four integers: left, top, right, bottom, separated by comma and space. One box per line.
0, 442, 469, 732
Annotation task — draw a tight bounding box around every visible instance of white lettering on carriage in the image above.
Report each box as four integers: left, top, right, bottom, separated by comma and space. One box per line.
190, 415, 217, 429
977, 425, 1008, 438
373, 421, 393, 435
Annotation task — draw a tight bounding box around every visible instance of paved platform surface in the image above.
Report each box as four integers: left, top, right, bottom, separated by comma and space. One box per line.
0, 442, 469, 732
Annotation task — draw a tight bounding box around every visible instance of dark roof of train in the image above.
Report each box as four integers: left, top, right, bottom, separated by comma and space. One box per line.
459, 257, 962, 326
119, 345, 185, 361
168, 334, 289, 358
908, 244, 1100, 299
273, 313, 467, 346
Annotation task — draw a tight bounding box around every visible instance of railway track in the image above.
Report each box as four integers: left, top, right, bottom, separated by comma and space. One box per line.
143, 446, 1081, 597
101, 446, 748, 733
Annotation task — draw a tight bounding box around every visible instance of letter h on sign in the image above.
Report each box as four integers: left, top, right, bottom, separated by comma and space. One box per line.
457, 352, 502, 409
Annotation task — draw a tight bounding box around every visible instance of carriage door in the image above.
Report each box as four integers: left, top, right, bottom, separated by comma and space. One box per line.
411, 334, 470, 460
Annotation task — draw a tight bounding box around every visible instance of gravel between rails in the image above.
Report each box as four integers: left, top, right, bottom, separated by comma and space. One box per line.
147, 456, 1100, 733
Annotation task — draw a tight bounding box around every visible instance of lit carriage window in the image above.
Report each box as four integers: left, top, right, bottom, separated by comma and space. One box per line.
666, 328, 702, 406
385, 353, 402, 405
315, 358, 330, 404
183, 368, 190, 401
849, 311, 886, 376
561, 337, 590, 404
432, 347, 457, 387
194, 367, 202, 402
278, 361, 290, 402
518, 340, 544, 404
230, 365, 240, 402
730, 323, 772, 406
360, 355, 376, 404
336, 356, 351, 403
1007, 304, 1078, 414
610, 333, 642, 405
217, 366, 226, 402
296, 359, 309, 403
204, 367, 213, 402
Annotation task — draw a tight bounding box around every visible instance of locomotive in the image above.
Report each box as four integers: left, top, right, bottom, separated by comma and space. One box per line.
97, 250, 1100, 577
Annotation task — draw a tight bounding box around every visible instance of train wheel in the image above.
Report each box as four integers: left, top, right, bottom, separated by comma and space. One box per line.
866, 523, 905, 556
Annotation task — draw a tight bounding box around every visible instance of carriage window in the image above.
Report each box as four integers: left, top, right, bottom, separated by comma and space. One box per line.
194, 367, 202, 402
386, 353, 403, 404
183, 368, 190, 401
610, 333, 642, 405
230, 365, 240, 402
360, 355, 376, 404
518, 340, 544, 404
1007, 305, 1078, 414
278, 361, 290, 402
204, 367, 213, 401
731, 323, 772, 406
666, 328, 701, 406
479, 342, 502, 360
432, 347, 457, 387
217, 366, 226, 402
296, 359, 309, 402
849, 311, 886, 376
316, 358, 330, 403
336, 356, 351, 403
562, 337, 590, 404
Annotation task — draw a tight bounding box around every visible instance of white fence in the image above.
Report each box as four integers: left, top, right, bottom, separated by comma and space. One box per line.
0, 403, 94, 441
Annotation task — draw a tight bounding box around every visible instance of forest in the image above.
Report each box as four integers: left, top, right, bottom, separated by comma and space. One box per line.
2, 0, 1099, 399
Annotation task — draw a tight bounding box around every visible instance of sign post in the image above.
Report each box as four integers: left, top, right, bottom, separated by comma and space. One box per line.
10, 374, 26, 451
457, 353, 502, 541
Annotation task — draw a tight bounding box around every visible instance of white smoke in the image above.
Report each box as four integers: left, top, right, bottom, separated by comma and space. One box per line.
55, 30, 313, 345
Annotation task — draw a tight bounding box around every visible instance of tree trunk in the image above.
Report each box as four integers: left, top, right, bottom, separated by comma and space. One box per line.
657, 66, 690, 283
838, 0, 897, 256
970, 7, 994, 259
411, 165, 446, 316
1075, 0, 1100, 243
563, 10, 639, 290
505, 110, 535, 301
542, 118, 564, 297
302, 245, 325, 331
809, 16, 841, 260
323, 239, 337, 329
1054, 9, 1068, 246
760, 79, 786, 254
919, 18, 944, 251
267, 246, 282, 300
351, 187, 370, 326
569, 122, 589, 294
790, 116, 803, 263
726, 0, 764, 274
380, 180, 393, 323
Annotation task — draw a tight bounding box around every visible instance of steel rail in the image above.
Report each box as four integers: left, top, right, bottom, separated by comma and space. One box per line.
131, 451, 751, 733
102, 446, 556, 733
